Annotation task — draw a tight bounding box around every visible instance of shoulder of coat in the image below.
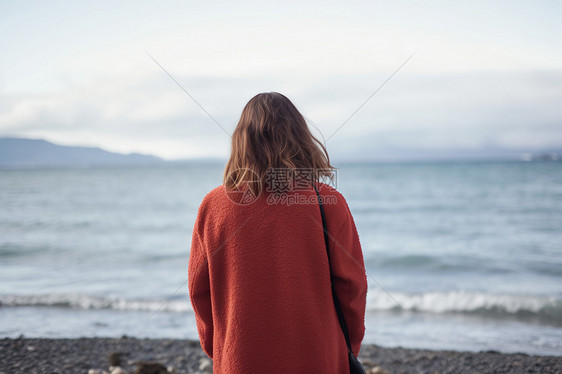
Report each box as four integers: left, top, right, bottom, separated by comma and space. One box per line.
196, 185, 226, 213
317, 182, 346, 202
205, 184, 226, 201
316, 182, 352, 218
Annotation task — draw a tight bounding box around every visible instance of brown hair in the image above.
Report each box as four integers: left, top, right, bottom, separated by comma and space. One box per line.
223, 92, 335, 197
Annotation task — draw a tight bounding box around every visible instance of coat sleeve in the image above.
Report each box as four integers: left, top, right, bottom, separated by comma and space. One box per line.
329, 201, 368, 356
188, 226, 214, 358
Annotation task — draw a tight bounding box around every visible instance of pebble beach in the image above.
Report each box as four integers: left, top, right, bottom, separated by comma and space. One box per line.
1, 337, 561, 374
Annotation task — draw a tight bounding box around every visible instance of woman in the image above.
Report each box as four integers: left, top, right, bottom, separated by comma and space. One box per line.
188, 92, 368, 373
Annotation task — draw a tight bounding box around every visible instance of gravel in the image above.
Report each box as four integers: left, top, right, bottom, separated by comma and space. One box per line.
0, 336, 560, 374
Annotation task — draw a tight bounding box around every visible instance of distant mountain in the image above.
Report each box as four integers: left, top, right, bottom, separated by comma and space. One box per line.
329, 139, 562, 163
0, 137, 164, 167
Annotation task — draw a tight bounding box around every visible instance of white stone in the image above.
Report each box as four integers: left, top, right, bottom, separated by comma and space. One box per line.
199, 357, 212, 372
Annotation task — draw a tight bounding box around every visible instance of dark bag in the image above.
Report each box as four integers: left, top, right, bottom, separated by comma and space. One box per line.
314, 184, 366, 374
348, 351, 366, 373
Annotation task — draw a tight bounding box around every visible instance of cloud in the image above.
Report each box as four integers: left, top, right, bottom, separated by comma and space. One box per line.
2, 66, 561, 161
2, 0, 562, 161
0, 71, 244, 159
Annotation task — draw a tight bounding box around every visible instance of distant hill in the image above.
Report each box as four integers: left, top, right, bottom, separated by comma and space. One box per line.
0, 137, 164, 167
329, 140, 562, 163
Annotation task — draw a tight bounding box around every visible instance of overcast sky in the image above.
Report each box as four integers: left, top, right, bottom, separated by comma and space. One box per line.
1, 0, 561, 160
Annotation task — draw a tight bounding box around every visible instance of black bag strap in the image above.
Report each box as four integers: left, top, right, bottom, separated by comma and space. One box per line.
313, 183, 354, 355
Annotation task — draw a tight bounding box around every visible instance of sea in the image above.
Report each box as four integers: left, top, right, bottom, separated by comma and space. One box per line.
1, 160, 561, 356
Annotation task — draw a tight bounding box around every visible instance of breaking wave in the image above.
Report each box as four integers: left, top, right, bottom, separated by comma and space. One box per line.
366, 289, 562, 324
0, 294, 191, 313
2, 290, 561, 324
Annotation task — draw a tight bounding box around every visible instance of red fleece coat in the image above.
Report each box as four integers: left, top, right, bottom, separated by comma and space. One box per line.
188, 182, 368, 373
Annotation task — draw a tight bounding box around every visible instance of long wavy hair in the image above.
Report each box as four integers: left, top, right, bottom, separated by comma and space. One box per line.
223, 92, 335, 198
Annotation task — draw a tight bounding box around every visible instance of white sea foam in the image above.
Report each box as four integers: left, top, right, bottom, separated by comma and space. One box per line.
366, 289, 562, 320
2, 290, 560, 322
0, 294, 191, 313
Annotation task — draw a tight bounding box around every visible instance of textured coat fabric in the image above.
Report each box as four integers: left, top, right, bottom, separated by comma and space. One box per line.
188, 182, 368, 373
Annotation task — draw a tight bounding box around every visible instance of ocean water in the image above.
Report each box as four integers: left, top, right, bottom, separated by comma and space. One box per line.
1, 161, 561, 356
